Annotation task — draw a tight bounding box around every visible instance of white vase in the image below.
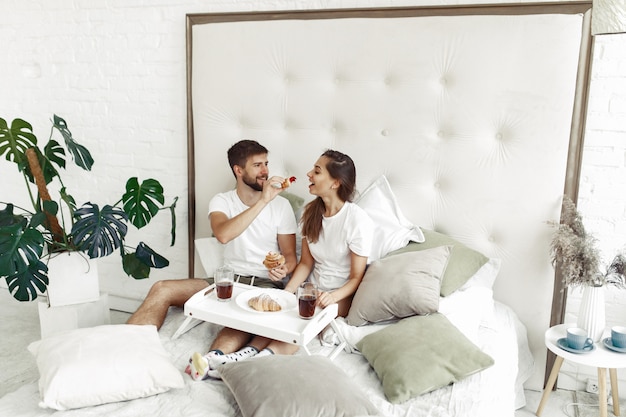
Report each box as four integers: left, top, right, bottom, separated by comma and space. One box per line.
46, 251, 100, 307
577, 285, 606, 342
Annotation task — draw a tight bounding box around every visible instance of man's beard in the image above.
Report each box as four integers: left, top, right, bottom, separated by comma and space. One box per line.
242, 174, 265, 192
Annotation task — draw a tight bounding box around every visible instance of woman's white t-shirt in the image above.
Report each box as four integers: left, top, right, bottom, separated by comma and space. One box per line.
306, 202, 373, 291
208, 190, 297, 278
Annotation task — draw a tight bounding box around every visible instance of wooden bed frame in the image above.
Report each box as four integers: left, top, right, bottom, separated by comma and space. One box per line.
185, 1, 593, 390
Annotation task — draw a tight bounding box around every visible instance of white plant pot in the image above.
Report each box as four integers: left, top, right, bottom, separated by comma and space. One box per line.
46, 252, 100, 307
577, 285, 606, 342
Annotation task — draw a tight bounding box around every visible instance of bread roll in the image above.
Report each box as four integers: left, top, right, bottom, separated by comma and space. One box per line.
263, 251, 285, 269
248, 294, 282, 312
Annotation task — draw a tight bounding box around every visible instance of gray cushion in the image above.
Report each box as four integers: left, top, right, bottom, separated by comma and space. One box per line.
219, 355, 380, 417
356, 313, 494, 404
346, 246, 450, 326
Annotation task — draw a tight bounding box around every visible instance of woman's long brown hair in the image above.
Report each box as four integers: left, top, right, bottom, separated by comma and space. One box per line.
300, 150, 356, 243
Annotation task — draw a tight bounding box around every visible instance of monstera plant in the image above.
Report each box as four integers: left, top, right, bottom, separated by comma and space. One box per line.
0, 115, 178, 302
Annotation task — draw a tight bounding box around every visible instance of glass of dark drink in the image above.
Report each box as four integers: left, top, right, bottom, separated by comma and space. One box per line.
298, 282, 317, 319
215, 266, 234, 302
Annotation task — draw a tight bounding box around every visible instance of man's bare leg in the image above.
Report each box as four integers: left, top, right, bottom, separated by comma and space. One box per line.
208, 327, 254, 353
126, 278, 209, 329
265, 339, 299, 355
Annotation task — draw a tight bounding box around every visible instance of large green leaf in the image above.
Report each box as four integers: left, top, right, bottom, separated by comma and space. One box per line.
122, 243, 169, 280
0, 205, 45, 272
122, 178, 165, 229
71, 203, 128, 258
136, 242, 169, 268
0, 204, 23, 228
0, 205, 47, 301
5, 259, 48, 302
122, 252, 150, 279
52, 115, 94, 171
0, 118, 37, 166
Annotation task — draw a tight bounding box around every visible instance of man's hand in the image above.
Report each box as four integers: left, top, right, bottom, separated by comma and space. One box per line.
262, 176, 287, 203
267, 264, 288, 281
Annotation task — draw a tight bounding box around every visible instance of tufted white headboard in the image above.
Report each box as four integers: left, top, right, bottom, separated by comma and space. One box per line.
186, 2, 592, 390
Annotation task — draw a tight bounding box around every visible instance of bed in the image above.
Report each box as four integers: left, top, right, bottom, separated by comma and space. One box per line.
0, 2, 593, 416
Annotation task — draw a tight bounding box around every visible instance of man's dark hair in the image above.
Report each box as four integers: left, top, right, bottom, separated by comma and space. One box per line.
227, 140, 268, 178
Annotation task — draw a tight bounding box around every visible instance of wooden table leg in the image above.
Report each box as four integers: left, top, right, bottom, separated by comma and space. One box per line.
610, 368, 620, 416
599, 368, 608, 417
536, 355, 564, 416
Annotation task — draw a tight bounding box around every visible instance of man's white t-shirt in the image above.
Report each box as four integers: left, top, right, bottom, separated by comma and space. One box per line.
208, 190, 297, 278
306, 202, 373, 291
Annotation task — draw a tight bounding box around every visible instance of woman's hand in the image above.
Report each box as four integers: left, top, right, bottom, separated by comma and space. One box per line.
267, 264, 288, 281
316, 291, 336, 309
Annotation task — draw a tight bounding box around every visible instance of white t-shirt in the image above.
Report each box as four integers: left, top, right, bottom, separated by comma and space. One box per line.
208, 190, 297, 278
306, 202, 374, 291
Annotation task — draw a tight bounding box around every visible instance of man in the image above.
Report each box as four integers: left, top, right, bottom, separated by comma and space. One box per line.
127, 140, 298, 378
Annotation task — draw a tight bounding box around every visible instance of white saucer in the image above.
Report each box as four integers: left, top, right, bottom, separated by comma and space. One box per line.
603, 337, 626, 353
235, 288, 297, 314
557, 338, 595, 354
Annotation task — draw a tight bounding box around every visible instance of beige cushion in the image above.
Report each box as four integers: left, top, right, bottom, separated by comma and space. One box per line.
356, 313, 494, 404
219, 355, 380, 417
346, 246, 450, 326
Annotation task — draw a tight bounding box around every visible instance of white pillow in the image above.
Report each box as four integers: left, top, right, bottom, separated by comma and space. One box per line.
28, 324, 185, 411
356, 175, 424, 262
195, 237, 225, 277
438, 258, 501, 342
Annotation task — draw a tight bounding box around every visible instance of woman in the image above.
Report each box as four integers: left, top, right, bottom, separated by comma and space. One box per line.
192, 149, 373, 379
283, 149, 373, 316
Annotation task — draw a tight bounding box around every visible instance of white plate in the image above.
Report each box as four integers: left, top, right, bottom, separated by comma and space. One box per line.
236, 288, 297, 314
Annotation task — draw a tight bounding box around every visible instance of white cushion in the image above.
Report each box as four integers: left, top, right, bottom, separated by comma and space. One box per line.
438, 258, 501, 342
195, 237, 225, 277
28, 324, 184, 411
356, 175, 424, 262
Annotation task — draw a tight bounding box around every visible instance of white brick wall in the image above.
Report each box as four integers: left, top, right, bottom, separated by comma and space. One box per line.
558, 31, 626, 392
0, 0, 625, 387
574, 32, 626, 328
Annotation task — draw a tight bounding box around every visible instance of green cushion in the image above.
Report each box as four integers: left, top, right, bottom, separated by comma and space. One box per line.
356, 313, 494, 404
387, 229, 489, 296
280, 191, 305, 218
219, 355, 379, 417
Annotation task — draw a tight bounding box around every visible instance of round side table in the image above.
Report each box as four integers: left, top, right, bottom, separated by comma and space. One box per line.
536, 323, 626, 417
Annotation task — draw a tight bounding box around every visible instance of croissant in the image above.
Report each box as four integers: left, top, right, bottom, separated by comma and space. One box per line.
263, 251, 285, 269
248, 294, 282, 312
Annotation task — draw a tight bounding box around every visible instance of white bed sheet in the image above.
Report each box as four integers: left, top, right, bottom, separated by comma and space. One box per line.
0, 300, 533, 417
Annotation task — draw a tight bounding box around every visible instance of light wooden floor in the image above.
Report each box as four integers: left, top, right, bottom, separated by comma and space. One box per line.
517, 388, 624, 417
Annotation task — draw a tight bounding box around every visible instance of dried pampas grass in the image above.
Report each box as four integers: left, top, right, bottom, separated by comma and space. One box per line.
549, 196, 626, 289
